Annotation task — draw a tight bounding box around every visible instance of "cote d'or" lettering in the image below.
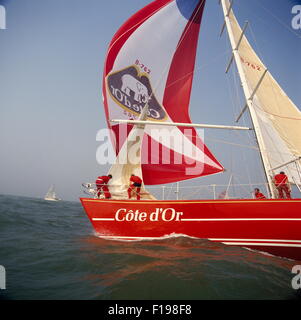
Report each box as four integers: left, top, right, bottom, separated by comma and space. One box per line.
115, 208, 183, 222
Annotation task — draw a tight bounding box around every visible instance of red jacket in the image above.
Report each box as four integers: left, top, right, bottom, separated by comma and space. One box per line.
130, 175, 142, 185
255, 191, 266, 199
274, 174, 288, 186
96, 175, 111, 185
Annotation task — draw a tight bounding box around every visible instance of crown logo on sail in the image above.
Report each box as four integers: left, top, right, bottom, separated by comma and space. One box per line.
107, 65, 166, 121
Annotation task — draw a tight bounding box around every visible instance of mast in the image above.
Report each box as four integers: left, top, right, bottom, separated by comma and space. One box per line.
220, 0, 276, 198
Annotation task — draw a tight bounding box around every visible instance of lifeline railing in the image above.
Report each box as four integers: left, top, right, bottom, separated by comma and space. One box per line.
82, 182, 272, 200
146, 182, 271, 200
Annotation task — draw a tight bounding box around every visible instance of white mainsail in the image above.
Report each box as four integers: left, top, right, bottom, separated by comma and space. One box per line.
221, 0, 301, 192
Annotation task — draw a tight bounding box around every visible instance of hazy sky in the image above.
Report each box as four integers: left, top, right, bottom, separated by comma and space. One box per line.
0, 0, 300, 201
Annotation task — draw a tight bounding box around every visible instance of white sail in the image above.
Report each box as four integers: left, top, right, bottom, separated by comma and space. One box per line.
222, 0, 301, 187
108, 107, 156, 200
44, 185, 60, 201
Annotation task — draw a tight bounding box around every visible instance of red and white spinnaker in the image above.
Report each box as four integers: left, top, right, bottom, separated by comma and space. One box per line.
103, 0, 223, 185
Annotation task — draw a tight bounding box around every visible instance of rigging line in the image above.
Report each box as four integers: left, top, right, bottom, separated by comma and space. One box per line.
116, 0, 207, 119
252, 100, 301, 121
239, 23, 301, 178
226, 44, 239, 118
180, 186, 204, 200
225, 45, 246, 145
225, 73, 235, 184
226, 28, 254, 142
221, 13, 259, 191
107, 1, 211, 168
235, 0, 277, 66
252, 100, 300, 159
226, 74, 238, 125
230, 70, 259, 190
256, 124, 295, 177
233, 63, 243, 117
166, 0, 231, 88
229, 1, 301, 175
166, 183, 174, 200
167, 182, 268, 188
240, 145, 254, 195
165, 50, 230, 90
231, 62, 253, 148
266, 150, 297, 174
148, 0, 207, 103
248, 23, 301, 123
166, 127, 256, 149
230, 62, 255, 146
223, 23, 251, 140
228, 60, 258, 152
106, 0, 174, 55
223, 20, 267, 190
227, 22, 299, 185
206, 137, 258, 150
295, 161, 301, 185
250, 33, 265, 67
107, 0, 206, 109
246, 113, 286, 176
248, 16, 300, 117
156, 127, 258, 149
229, 52, 254, 148
229, 174, 251, 198
254, 0, 301, 40
247, 20, 269, 67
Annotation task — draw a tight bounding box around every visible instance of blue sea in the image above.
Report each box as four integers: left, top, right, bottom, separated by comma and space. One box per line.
0, 194, 300, 300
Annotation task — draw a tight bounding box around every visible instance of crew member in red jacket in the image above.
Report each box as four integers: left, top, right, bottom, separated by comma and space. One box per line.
95, 174, 112, 199
254, 188, 266, 199
273, 171, 291, 199
128, 174, 142, 200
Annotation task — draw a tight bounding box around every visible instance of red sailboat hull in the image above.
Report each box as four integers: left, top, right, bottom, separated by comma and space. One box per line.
80, 198, 301, 261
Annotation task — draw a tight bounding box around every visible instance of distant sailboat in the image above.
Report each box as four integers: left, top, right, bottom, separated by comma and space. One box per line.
44, 185, 61, 201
